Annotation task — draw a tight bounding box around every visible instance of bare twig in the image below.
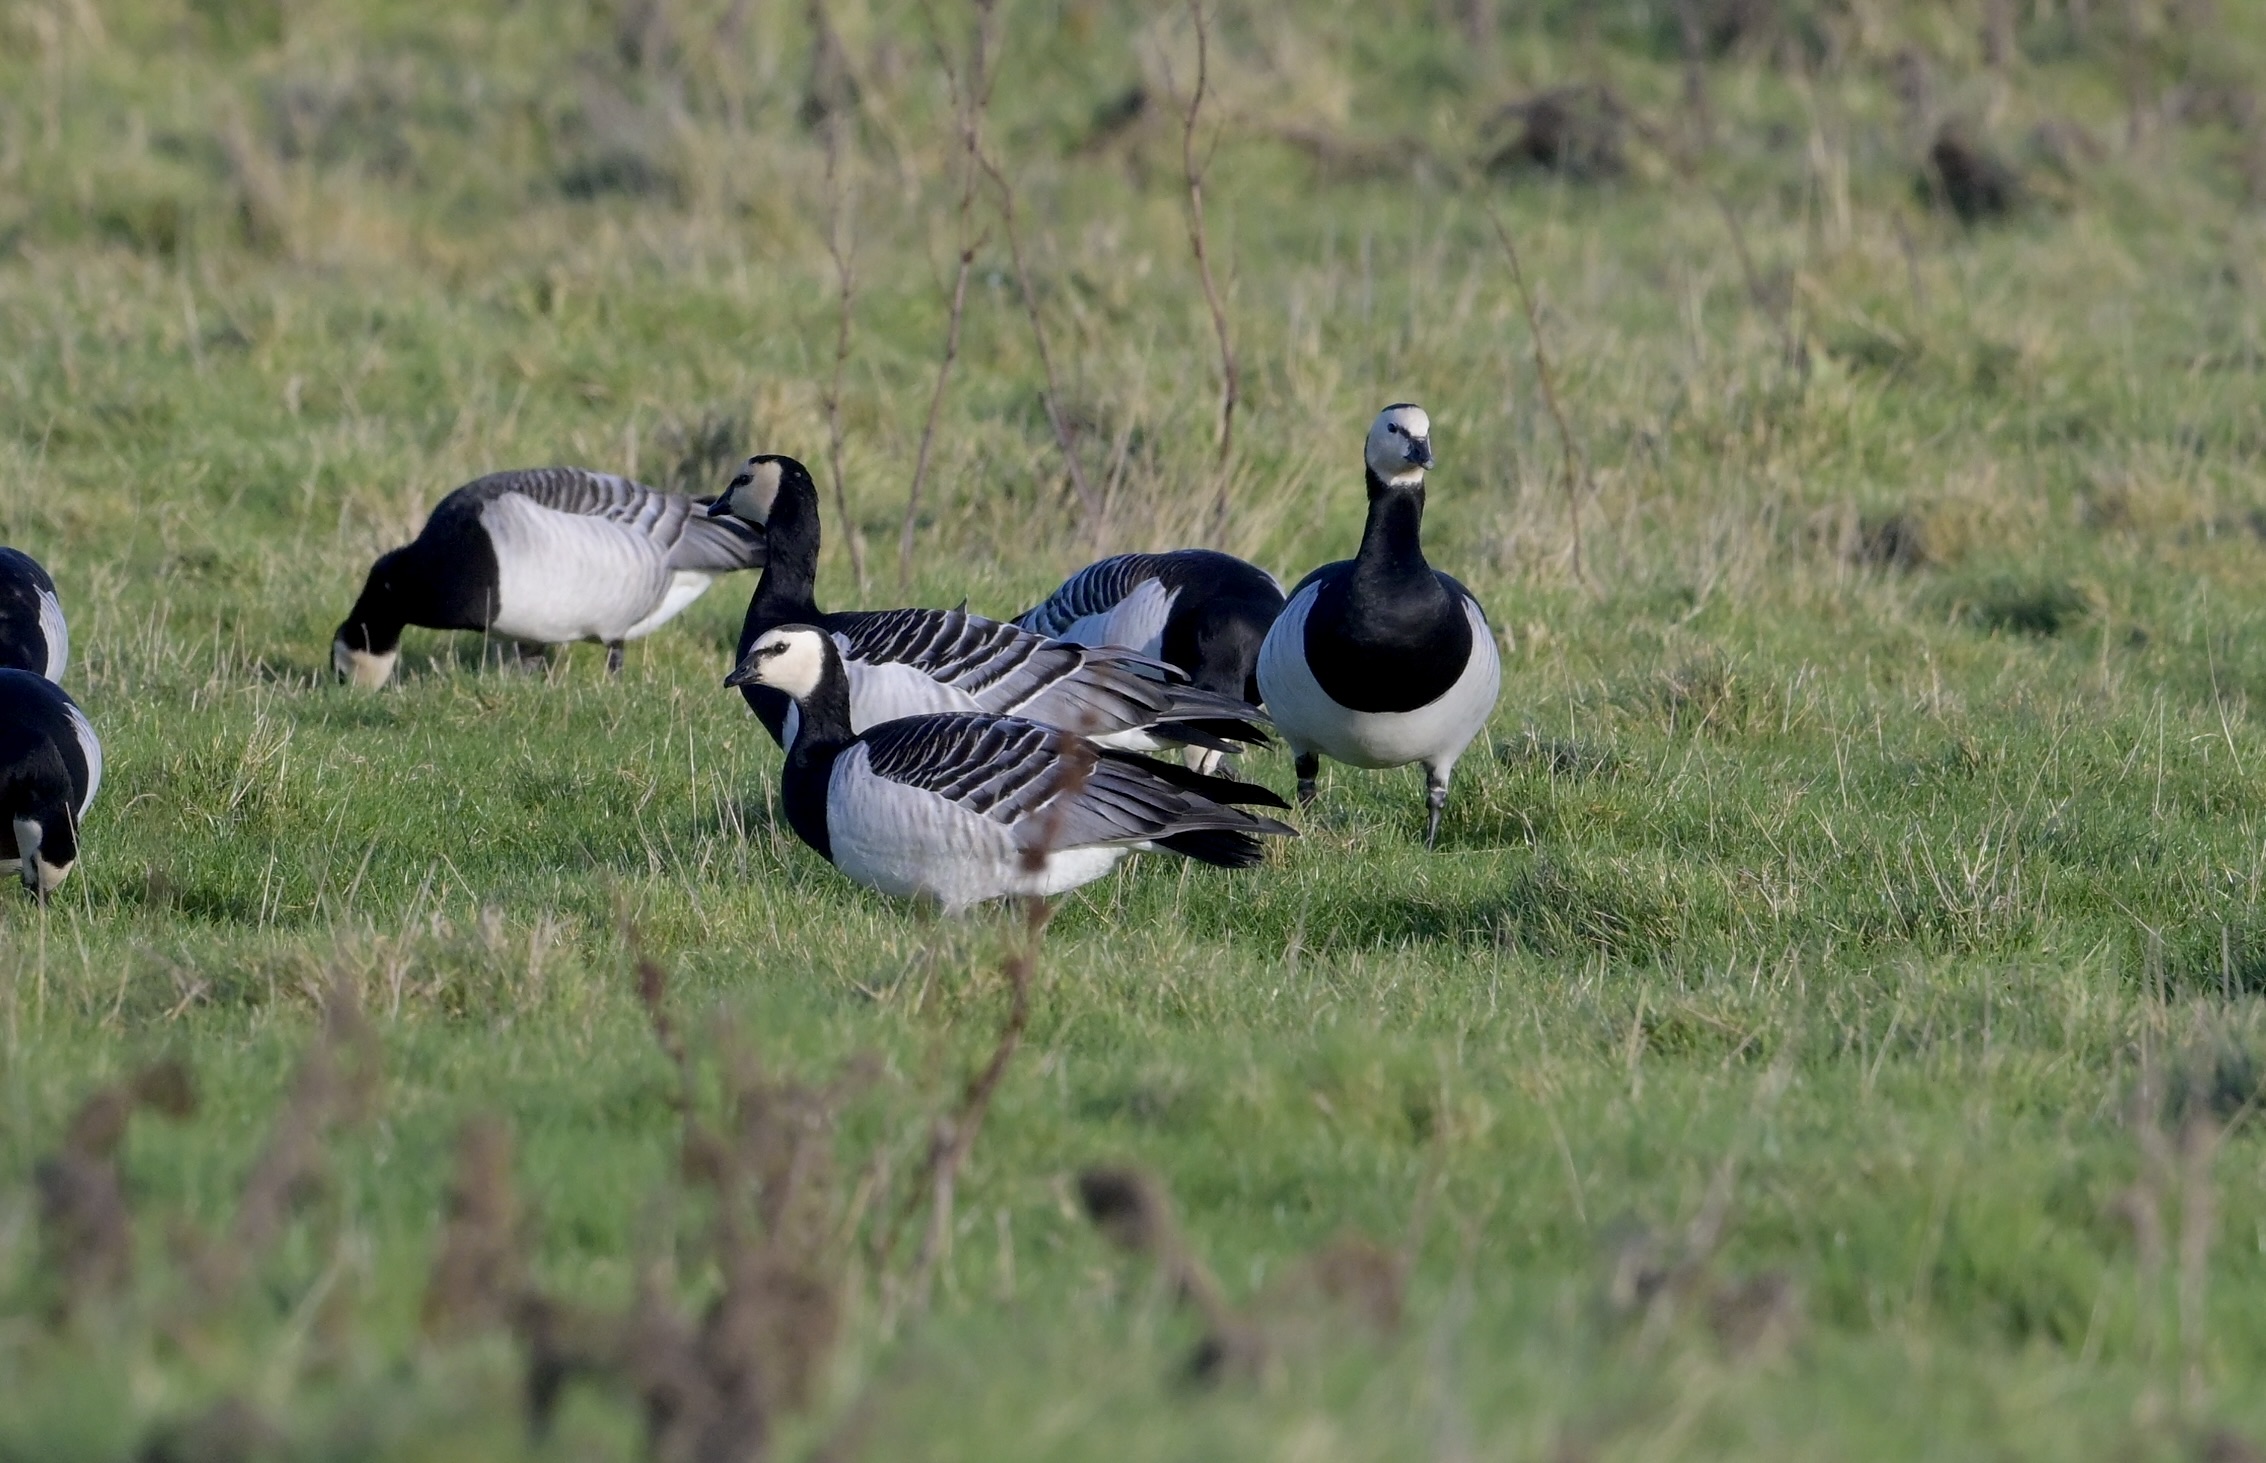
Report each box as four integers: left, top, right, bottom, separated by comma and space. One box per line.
1710, 186, 1804, 366
819, 102, 871, 594
1484, 206, 1595, 592
1172, 0, 1240, 500
974, 127, 1101, 538
889, 742, 1090, 1318
901, 0, 998, 590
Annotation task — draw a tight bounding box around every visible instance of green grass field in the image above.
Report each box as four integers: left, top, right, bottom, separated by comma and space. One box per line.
6, 0, 2266, 1457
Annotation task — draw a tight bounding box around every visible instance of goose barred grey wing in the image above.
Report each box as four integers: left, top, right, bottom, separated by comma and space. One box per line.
830, 606, 1263, 746
463, 467, 763, 571
857, 714, 1292, 852
1014, 554, 1169, 637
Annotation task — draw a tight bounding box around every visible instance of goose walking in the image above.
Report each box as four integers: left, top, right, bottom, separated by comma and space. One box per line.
1016, 550, 1286, 703
725, 625, 1294, 912
333, 467, 765, 687
1, 669, 101, 899
1257, 404, 1500, 849
0, 547, 68, 681
708, 455, 1268, 755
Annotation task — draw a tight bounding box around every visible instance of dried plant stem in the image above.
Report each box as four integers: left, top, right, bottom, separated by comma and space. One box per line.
977, 144, 1101, 537
1176, 0, 1239, 494
903, 893, 1046, 1313
1485, 206, 1594, 592
820, 109, 870, 594
901, 0, 997, 590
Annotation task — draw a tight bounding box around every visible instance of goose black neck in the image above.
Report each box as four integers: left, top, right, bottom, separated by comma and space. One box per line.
748, 473, 824, 625
340, 557, 408, 654
778, 645, 855, 862
1353, 468, 1434, 590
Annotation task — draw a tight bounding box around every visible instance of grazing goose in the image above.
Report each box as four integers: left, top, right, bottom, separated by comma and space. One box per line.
1016, 550, 1286, 703
725, 626, 1295, 912
708, 455, 1268, 755
1256, 404, 1501, 849
0, 669, 101, 899
0, 547, 68, 682
333, 467, 765, 687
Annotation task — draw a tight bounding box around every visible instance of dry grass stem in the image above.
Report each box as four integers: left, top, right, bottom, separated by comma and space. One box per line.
1170, 0, 1240, 497
900, 0, 997, 589
818, 90, 870, 595
1484, 205, 1594, 591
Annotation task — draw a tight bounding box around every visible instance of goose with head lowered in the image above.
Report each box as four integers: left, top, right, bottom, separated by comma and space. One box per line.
1257, 404, 1501, 849
332, 467, 765, 687
0, 669, 101, 900
708, 455, 1269, 756
0, 547, 69, 682
1016, 550, 1285, 704
726, 626, 1294, 913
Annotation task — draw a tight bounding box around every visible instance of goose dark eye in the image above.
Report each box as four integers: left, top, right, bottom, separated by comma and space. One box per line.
729, 474, 752, 489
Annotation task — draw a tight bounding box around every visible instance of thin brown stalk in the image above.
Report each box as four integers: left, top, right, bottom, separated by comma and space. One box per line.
1484, 206, 1594, 592
819, 105, 870, 594
1175, 0, 1239, 491
901, 0, 997, 590
890, 743, 1090, 1317
976, 143, 1101, 538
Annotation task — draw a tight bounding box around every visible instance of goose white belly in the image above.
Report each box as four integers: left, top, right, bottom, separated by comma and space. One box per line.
825, 746, 1126, 911
1049, 578, 1176, 659
623, 571, 718, 640
1257, 588, 1501, 771
480, 494, 670, 643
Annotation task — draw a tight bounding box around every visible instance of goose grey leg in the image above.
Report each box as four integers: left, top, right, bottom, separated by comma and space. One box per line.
1423, 767, 1449, 850
1295, 752, 1319, 805
605, 641, 625, 676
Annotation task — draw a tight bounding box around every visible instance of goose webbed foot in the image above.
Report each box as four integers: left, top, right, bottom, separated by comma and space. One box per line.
1423, 771, 1448, 850
605, 642, 625, 676
1294, 752, 1319, 806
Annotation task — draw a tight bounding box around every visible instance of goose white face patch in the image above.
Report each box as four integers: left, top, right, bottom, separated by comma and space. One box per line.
1365, 404, 1433, 485
718, 459, 784, 526
334, 639, 399, 688
748, 627, 829, 699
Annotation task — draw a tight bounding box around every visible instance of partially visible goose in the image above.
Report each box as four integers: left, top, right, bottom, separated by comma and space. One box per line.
725, 625, 1294, 912
0, 547, 69, 682
333, 467, 765, 687
1256, 404, 1500, 849
709, 455, 1268, 755
0, 669, 101, 899
1016, 550, 1286, 703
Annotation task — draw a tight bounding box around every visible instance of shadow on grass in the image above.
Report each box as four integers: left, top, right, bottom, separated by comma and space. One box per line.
1280, 855, 1681, 962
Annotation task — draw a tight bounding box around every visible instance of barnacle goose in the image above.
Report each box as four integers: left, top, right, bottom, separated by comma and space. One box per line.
0, 669, 101, 899
708, 455, 1269, 755
332, 467, 765, 687
725, 625, 1295, 912
0, 547, 69, 682
1016, 551, 1286, 704
1256, 404, 1501, 849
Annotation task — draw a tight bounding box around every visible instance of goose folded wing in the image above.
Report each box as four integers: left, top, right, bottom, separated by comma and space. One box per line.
1015, 554, 1157, 634
478, 467, 763, 570
855, 714, 1067, 825
830, 608, 1186, 728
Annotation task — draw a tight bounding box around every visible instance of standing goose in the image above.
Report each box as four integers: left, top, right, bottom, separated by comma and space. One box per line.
725, 626, 1294, 912
1016, 550, 1286, 704
333, 467, 765, 687
709, 455, 1268, 755
0, 669, 101, 899
1257, 404, 1501, 849
0, 547, 69, 682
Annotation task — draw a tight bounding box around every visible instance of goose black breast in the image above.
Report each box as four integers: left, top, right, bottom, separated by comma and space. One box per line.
1298, 563, 1477, 714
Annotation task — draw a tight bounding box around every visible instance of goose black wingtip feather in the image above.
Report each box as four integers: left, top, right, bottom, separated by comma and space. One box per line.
1093, 747, 1293, 811
1152, 827, 1277, 868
